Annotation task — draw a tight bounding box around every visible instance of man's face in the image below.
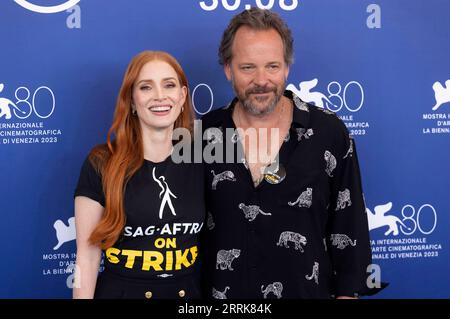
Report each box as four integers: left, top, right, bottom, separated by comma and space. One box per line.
225, 26, 289, 116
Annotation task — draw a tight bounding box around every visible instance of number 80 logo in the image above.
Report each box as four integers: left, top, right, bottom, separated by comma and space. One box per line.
14, 86, 56, 120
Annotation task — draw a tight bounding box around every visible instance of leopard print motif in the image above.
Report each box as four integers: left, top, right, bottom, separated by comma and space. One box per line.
295, 128, 314, 141
324, 150, 337, 177
293, 95, 309, 112
277, 231, 307, 253
343, 138, 354, 159
335, 189, 352, 211
330, 234, 357, 249
216, 249, 241, 271
211, 170, 236, 190
305, 262, 319, 285
205, 127, 223, 144
261, 282, 283, 299
238, 203, 271, 222
212, 286, 230, 299
288, 188, 313, 208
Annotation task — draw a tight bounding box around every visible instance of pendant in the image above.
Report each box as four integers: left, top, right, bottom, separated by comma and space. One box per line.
264, 163, 286, 184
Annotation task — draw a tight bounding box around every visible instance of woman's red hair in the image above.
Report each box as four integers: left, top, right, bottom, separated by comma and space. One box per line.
88, 51, 194, 249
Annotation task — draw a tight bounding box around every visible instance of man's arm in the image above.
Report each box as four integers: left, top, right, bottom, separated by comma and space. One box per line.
326, 127, 372, 298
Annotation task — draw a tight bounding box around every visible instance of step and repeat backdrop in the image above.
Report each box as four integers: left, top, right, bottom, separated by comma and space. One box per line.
0, 0, 449, 298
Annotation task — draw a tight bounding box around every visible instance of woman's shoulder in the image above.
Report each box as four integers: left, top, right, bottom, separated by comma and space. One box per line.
86, 143, 112, 174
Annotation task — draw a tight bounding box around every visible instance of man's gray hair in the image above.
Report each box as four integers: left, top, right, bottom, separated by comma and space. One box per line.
218, 7, 294, 66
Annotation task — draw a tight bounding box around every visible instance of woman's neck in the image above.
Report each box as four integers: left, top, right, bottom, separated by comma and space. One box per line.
141, 126, 173, 163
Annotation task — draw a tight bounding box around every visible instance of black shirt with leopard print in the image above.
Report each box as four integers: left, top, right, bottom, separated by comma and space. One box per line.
200, 90, 378, 299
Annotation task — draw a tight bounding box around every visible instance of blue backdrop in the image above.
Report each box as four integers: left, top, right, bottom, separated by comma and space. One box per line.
0, 0, 449, 298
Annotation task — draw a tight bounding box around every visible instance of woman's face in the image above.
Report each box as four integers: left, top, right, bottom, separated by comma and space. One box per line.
132, 60, 186, 131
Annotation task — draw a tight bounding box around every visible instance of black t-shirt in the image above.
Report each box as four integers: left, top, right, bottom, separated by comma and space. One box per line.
75, 155, 205, 280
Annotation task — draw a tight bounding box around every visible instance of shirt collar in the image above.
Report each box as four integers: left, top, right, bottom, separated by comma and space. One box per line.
284, 89, 310, 129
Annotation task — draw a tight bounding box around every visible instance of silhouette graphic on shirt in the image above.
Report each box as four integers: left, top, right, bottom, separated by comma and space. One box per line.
152, 167, 177, 219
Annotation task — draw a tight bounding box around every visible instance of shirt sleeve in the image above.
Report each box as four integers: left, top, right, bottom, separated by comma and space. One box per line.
326, 127, 378, 297
74, 157, 105, 207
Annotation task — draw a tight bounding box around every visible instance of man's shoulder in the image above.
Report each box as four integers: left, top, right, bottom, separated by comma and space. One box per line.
305, 104, 352, 155
200, 107, 229, 129
307, 104, 348, 135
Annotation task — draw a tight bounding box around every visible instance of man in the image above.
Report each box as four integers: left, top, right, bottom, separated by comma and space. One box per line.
201, 8, 380, 299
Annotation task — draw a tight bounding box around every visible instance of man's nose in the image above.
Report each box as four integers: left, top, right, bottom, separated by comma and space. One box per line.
254, 69, 269, 87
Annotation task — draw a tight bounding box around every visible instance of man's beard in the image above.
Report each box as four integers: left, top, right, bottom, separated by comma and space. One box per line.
232, 78, 285, 116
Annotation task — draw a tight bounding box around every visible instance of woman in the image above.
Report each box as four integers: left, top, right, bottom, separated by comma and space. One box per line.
73, 51, 205, 299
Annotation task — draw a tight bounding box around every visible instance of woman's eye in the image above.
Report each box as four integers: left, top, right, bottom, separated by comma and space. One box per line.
140, 85, 151, 91
165, 83, 176, 88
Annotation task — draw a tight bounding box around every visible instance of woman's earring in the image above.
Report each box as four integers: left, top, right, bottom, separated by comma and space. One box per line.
181, 106, 185, 112
131, 103, 137, 115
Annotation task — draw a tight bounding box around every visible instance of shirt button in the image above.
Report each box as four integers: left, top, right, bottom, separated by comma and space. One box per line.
178, 290, 186, 298
144, 291, 153, 299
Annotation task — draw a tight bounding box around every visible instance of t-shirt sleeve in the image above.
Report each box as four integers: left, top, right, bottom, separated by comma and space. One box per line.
74, 157, 105, 207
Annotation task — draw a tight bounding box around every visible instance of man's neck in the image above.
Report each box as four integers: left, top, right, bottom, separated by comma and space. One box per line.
234, 96, 291, 130
232, 96, 293, 186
